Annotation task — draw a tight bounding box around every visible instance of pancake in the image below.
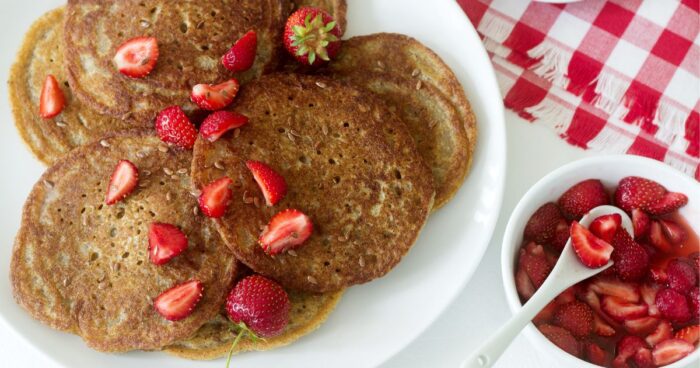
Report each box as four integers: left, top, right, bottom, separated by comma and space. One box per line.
165, 289, 343, 359
63, 0, 288, 123
290, 0, 347, 35
10, 130, 238, 352
8, 7, 139, 165
191, 73, 434, 292
326, 33, 478, 208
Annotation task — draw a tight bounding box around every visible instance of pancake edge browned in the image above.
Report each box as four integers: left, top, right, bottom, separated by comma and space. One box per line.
163, 290, 343, 360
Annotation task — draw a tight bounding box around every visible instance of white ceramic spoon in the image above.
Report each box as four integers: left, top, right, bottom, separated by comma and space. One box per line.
461, 205, 633, 368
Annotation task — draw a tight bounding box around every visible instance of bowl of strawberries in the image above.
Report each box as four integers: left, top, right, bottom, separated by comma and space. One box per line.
501, 155, 700, 368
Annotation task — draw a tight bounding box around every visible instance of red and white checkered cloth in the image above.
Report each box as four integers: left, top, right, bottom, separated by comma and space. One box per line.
458, 0, 700, 180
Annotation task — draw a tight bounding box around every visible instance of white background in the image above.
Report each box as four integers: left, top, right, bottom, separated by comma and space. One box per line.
1, 111, 597, 367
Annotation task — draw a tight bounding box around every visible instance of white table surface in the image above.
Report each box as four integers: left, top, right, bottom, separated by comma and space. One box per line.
1, 107, 602, 367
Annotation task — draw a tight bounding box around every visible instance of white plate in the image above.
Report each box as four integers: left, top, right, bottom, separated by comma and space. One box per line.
0, 0, 506, 367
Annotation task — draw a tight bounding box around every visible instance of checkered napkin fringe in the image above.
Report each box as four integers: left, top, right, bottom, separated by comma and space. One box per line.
458, 0, 700, 180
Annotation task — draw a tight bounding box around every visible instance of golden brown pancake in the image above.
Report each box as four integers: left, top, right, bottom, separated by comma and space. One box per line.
191, 73, 434, 292
8, 7, 139, 165
10, 130, 237, 352
64, 0, 288, 123
326, 33, 477, 209
165, 290, 343, 359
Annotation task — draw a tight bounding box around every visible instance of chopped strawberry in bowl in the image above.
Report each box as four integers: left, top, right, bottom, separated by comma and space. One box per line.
501, 156, 700, 368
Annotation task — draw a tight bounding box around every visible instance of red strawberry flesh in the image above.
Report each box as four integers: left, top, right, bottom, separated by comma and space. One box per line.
198, 177, 233, 218
611, 229, 649, 281
601, 296, 648, 322
155, 106, 197, 149
615, 176, 667, 213
558, 179, 609, 220
148, 223, 188, 265
523, 202, 564, 245
652, 339, 694, 366
646, 320, 673, 347
222, 30, 257, 73
259, 209, 313, 255
105, 160, 139, 205
538, 324, 580, 357
570, 221, 614, 268
554, 301, 593, 337
655, 288, 691, 323
659, 219, 687, 245
613, 335, 648, 367
39, 74, 65, 119
113, 36, 158, 78
225, 275, 290, 337
589, 277, 640, 302
199, 111, 249, 142
666, 259, 697, 294
190, 79, 240, 111
675, 325, 700, 345
632, 208, 651, 240
647, 192, 688, 215
590, 214, 622, 243
153, 280, 203, 321
246, 160, 288, 206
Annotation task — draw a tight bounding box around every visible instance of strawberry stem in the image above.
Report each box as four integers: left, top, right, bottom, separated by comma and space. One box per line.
224, 322, 263, 368
290, 13, 338, 65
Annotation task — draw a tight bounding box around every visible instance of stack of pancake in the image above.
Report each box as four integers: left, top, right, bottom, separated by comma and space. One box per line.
8, 0, 477, 359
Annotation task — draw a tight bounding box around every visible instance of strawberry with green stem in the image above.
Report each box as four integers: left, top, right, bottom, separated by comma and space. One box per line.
224, 275, 290, 368
283, 7, 341, 66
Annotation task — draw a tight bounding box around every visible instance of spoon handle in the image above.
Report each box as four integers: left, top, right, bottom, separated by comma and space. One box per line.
460, 275, 570, 368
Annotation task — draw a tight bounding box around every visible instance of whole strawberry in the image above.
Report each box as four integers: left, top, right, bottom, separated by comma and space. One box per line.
283, 7, 341, 66
224, 275, 290, 366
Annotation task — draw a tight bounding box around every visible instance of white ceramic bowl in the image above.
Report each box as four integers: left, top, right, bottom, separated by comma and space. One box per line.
501, 155, 700, 367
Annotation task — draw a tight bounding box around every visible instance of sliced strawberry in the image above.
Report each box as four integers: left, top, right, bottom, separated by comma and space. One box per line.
646, 320, 673, 347
650, 263, 669, 283
199, 111, 249, 142
153, 279, 203, 321
649, 220, 673, 253
221, 30, 257, 73
105, 160, 139, 205
585, 342, 609, 366
594, 314, 616, 336
190, 79, 240, 111
523, 202, 565, 245
551, 220, 570, 252
659, 219, 687, 245
246, 160, 288, 206
632, 208, 651, 240
655, 288, 691, 323
558, 179, 609, 220
518, 245, 553, 289
634, 348, 654, 368
589, 277, 640, 302
666, 259, 697, 294
259, 209, 313, 255
601, 296, 648, 322
611, 229, 650, 281
515, 268, 536, 301
590, 214, 622, 243
675, 325, 700, 345
570, 221, 614, 268
613, 335, 648, 367
148, 223, 188, 265
652, 339, 694, 366
113, 36, 158, 78
640, 283, 660, 317
198, 177, 233, 218
154, 106, 197, 149
39, 74, 65, 119
615, 176, 667, 213
555, 287, 577, 305
533, 301, 557, 324
646, 192, 689, 215
538, 324, 581, 357
554, 301, 593, 337
623, 316, 658, 334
